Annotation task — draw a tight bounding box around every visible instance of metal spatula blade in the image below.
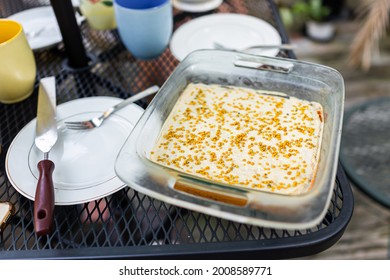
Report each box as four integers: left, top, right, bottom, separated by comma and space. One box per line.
34, 76, 57, 236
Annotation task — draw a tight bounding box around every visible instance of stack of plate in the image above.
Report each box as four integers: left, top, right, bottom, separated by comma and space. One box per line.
7, 6, 84, 51
172, 0, 223, 13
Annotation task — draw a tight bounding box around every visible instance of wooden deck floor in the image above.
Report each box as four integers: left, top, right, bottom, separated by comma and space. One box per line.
293, 21, 390, 259
303, 185, 390, 259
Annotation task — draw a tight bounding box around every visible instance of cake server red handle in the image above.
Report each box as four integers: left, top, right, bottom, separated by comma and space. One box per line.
34, 159, 55, 236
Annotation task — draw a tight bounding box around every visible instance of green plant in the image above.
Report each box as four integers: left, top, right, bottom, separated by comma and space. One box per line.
292, 0, 330, 22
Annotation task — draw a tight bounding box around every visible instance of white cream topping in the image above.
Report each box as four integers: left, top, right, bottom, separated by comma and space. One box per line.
150, 83, 323, 195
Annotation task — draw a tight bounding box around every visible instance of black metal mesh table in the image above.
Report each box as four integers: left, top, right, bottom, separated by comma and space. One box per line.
0, 0, 353, 259
340, 98, 390, 209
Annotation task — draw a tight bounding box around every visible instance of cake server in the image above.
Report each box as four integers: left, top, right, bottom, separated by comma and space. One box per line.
34, 76, 57, 236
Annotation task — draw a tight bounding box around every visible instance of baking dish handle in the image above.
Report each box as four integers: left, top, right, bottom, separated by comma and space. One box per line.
234, 58, 294, 74
173, 179, 248, 207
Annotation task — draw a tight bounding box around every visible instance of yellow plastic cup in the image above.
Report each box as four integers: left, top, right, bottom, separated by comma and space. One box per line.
0, 19, 36, 104
80, 0, 116, 30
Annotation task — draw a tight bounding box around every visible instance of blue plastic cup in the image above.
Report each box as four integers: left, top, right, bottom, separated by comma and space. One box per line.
114, 0, 168, 9
114, 0, 173, 60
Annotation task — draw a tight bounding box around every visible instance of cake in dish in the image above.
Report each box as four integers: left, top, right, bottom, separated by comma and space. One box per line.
150, 83, 324, 195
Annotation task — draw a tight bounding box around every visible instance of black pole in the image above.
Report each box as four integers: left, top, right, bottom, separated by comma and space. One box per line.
50, 0, 89, 69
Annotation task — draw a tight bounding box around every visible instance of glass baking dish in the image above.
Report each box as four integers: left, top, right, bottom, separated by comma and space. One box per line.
115, 50, 344, 229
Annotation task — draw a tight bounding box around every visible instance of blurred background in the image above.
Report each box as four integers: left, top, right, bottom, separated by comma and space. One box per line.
1, 0, 388, 260
275, 0, 390, 259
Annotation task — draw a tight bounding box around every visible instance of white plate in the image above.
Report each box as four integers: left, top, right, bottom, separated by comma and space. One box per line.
170, 13, 282, 61
172, 0, 223, 13
8, 6, 84, 51
6, 97, 144, 205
